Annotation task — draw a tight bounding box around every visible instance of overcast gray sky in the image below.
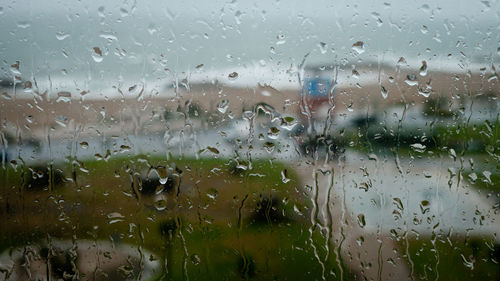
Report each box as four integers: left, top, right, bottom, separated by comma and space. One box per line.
0, 0, 498, 93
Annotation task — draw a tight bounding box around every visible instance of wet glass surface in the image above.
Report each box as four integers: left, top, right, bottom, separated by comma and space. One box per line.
1, 0, 500, 280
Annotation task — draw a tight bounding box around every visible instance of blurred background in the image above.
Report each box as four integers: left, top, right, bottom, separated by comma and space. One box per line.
1, 0, 499, 280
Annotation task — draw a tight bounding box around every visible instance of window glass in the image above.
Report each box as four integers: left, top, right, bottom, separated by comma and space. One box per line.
1, 1, 499, 280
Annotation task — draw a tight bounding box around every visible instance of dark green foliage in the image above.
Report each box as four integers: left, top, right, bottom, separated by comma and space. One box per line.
237, 254, 256, 279
159, 219, 179, 239
249, 196, 288, 225
25, 165, 64, 191
140, 175, 176, 196
404, 237, 500, 281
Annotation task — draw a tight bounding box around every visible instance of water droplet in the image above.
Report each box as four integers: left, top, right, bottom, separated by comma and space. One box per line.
242, 110, 255, 120
159, 177, 168, 185
347, 102, 354, 112
1, 92, 12, 100
380, 85, 388, 99
56, 91, 72, 103
17, 21, 31, 29
418, 87, 431, 97
154, 199, 167, 211
56, 31, 70, 41
10, 61, 20, 73
357, 214, 366, 228
352, 69, 360, 79
92, 47, 103, 62
281, 169, 291, 183
267, 127, 280, 139
147, 23, 157, 35
393, 197, 404, 210
264, 142, 275, 153
461, 254, 475, 270
448, 167, 457, 177
206, 188, 218, 200
99, 32, 118, 42
129, 84, 137, 92
318, 42, 327, 54
468, 172, 477, 183
191, 254, 201, 265
276, 34, 286, 45
9, 160, 17, 170
420, 200, 431, 214
449, 148, 457, 160
420, 4, 431, 14
405, 74, 418, 86
234, 10, 243, 25
352, 41, 364, 54
120, 145, 131, 153
206, 146, 220, 154
107, 212, 125, 224
421, 25, 428, 34
24, 81, 32, 93
217, 100, 229, 113
487, 74, 498, 82
410, 143, 426, 153
481, 0, 491, 9
98, 6, 105, 16
228, 72, 238, 80
80, 141, 89, 149
280, 116, 298, 130
419, 60, 428, 76
120, 8, 129, 17
95, 150, 111, 161
482, 171, 492, 184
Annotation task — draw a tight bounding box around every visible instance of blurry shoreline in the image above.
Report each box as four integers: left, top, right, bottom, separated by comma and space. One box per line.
1, 64, 498, 139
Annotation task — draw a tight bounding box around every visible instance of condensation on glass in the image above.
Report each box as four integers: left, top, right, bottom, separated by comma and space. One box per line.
0, 0, 499, 280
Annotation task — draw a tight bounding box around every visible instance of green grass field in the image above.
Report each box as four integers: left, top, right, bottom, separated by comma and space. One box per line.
0, 155, 353, 280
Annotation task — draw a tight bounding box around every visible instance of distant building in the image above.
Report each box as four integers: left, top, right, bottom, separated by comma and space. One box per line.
301, 64, 337, 122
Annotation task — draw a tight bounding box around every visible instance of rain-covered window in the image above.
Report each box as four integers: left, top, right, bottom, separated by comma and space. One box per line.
1, 0, 499, 280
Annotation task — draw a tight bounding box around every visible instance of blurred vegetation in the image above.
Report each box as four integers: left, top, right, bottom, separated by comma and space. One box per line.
401, 236, 500, 281
422, 95, 456, 118
298, 112, 500, 158
0, 155, 361, 280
